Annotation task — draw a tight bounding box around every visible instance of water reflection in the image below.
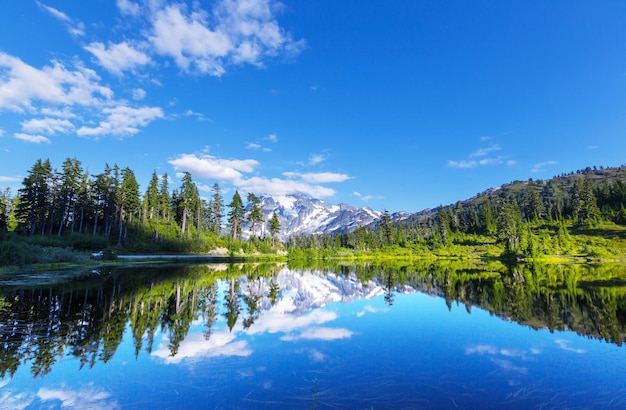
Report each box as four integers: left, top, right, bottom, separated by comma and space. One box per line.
1, 261, 626, 407
1, 261, 625, 381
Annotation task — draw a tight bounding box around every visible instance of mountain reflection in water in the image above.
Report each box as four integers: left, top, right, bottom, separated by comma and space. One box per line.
1, 261, 625, 408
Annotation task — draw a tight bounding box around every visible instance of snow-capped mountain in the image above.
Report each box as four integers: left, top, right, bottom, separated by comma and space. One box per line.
249, 193, 383, 239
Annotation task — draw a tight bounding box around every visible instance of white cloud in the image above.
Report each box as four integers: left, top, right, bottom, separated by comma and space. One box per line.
77, 105, 164, 137
0, 176, 21, 183
132, 88, 146, 100
447, 159, 477, 169
587, 145, 598, 150
169, 153, 341, 198
148, 0, 304, 76
37, 2, 85, 37
531, 160, 558, 173
117, 0, 141, 16
21, 118, 74, 134
246, 142, 262, 150
554, 339, 586, 354
0, 128, 4, 137
37, 385, 118, 409
85, 41, 151, 75
281, 327, 354, 341
352, 192, 381, 202
448, 140, 514, 169
247, 309, 337, 335
149, 4, 234, 76
39, 107, 77, 118
470, 144, 500, 158
283, 171, 351, 184
169, 153, 258, 181
0, 52, 113, 113
238, 175, 336, 198
308, 153, 326, 165
152, 331, 252, 364
266, 133, 278, 142
0, 389, 34, 410
14, 133, 51, 144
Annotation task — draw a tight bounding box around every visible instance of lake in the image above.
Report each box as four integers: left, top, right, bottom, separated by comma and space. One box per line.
1, 261, 625, 409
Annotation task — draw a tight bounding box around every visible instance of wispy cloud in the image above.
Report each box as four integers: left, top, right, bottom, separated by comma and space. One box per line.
153, 331, 252, 364
281, 327, 354, 341
0, 176, 21, 183
246, 142, 271, 152
14, 133, 51, 144
308, 153, 326, 166
448, 140, 514, 169
266, 133, 278, 142
470, 144, 500, 158
353, 191, 383, 202
116, 0, 141, 17
1, 1, 304, 142
169, 152, 349, 198
0, 52, 113, 113
554, 339, 586, 354
85, 41, 151, 75
530, 160, 558, 173
76, 106, 164, 138
283, 171, 351, 184
21, 118, 74, 135
132, 88, 146, 101
37, 385, 119, 409
37, 2, 85, 37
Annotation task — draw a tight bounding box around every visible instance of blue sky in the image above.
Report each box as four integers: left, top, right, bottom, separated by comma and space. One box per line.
1, 0, 625, 213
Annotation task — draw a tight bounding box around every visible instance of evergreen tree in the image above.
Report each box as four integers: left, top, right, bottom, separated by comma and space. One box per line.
117, 167, 141, 245
496, 200, 522, 252
571, 176, 600, 226
227, 191, 245, 239
209, 183, 224, 236
246, 193, 263, 238
268, 212, 281, 247
437, 205, 451, 246
159, 173, 171, 227
0, 188, 10, 234
381, 209, 392, 245
178, 172, 199, 237
144, 171, 160, 239
16, 159, 53, 236
57, 157, 83, 236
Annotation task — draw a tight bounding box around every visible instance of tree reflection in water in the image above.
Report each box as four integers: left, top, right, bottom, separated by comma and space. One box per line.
1, 261, 625, 379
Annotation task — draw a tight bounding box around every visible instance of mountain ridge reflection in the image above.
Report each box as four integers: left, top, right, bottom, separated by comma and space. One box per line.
1, 261, 625, 379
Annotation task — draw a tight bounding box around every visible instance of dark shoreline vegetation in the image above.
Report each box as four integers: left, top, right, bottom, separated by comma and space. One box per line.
1, 159, 626, 276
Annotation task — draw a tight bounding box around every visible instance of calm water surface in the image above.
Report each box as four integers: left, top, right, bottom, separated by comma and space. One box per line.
1, 262, 625, 409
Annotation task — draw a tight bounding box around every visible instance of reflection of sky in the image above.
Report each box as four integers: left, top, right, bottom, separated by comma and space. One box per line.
3, 268, 626, 409
0, 382, 120, 410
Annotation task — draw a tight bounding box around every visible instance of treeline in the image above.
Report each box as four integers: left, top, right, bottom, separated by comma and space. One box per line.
0, 157, 282, 264
288, 166, 626, 259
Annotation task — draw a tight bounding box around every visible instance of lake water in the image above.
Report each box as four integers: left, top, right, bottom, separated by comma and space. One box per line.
1, 261, 625, 409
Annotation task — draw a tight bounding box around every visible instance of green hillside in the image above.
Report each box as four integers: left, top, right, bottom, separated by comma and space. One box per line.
289, 165, 626, 262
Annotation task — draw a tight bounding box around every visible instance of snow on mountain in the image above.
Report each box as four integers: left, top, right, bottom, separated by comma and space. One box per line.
242, 267, 391, 316
251, 193, 383, 239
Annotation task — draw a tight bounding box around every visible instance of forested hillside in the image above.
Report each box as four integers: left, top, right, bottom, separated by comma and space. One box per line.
0, 158, 282, 266
1, 158, 626, 266
288, 165, 626, 261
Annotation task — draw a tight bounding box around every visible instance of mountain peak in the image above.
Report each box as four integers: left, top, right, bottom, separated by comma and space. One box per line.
252, 193, 382, 239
